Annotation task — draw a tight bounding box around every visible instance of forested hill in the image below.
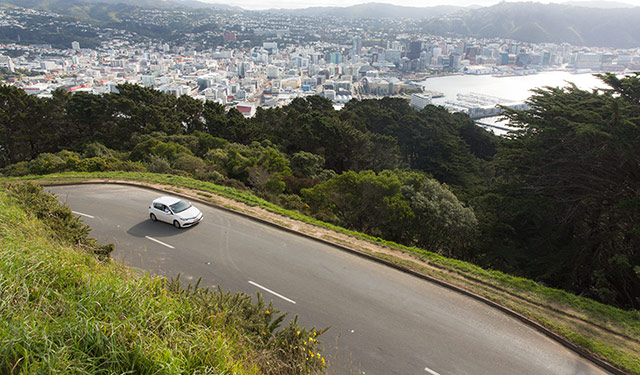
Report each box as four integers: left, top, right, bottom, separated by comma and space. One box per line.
421, 2, 640, 48
1, 74, 639, 309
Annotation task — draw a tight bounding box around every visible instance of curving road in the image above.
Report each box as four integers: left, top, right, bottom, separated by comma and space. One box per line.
48, 184, 609, 375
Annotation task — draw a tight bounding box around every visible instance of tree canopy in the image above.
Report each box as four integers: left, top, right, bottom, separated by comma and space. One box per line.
3, 75, 639, 309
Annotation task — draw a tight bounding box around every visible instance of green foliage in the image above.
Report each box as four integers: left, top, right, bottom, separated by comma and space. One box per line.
2, 181, 113, 258
166, 278, 327, 374
0, 190, 324, 374
290, 151, 326, 178
82, 141, 118, 159
1, 149, 145, 177
302, 169, 478, 255
205, 141, 292, 192
27, 152, 66, 175
4, 172, 640, 373
4, 77, 639, 310
129, 139, 193, 162
341, 98, 493, 191
2, 161, 29, 176
487, 73, 640, 308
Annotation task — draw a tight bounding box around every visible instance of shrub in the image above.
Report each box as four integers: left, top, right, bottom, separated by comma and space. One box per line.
145, 155, 172, 174
166, 277, 327, 375
264, 175, 286, 196
83, 142, 118, 159
28, 153, 66, 174
172, 154, 208, 176
2, 161, 29, 176
75, 157, 109, 172
3, 181, 113, 259
277, 193, 308, 212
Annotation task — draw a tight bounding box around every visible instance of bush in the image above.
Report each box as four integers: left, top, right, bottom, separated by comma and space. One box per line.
223, 178, 249, 191
82, 142, 118, 159
3, 181, 113, 259
75, 157, 109, 172
277, 193, 308, 212
145, 155, 172, 174
172, 154, 208, 176
113, 160, 145, 172
2, 161, 29, 176
204, 170, 225, 184
264, 175, 286, 196
166, 277, 327, 375
28, 153, 66, 174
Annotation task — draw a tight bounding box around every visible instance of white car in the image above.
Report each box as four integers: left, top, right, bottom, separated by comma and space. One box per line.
149, 196, 203, 228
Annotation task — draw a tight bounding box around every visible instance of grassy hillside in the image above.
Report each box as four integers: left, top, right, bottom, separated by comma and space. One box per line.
2, 172, 638, 374
0, 182, 325, 374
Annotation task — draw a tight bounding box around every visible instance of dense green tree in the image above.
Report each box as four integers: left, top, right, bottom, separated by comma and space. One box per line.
176, 94, 205, 133
109, 83, 181, 143
0, 85, 50, 166
205, 141, 292, 191
341, 98, 493, 191
487, 73, 640, 308
302, 170, 478, 254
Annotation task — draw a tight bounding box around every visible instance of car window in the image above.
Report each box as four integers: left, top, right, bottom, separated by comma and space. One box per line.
170, 200, 191, 213
153, 203, 164, 210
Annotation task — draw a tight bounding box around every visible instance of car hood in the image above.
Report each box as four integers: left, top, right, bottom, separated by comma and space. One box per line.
175, 206, 201, 219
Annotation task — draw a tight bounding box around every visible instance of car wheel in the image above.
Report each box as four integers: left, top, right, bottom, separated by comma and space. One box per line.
173, 220, 181, 228
150, 213, 157, 222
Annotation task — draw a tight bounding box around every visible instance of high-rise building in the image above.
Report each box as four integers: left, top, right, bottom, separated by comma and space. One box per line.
499, 52, 509, 65
352, 37, 362, 57
329, 52, 342, 64
71, 41, 80, 51
408, 41, 423, 60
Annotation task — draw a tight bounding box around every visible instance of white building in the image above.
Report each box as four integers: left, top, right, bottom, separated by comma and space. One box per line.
410, 93, 432, 110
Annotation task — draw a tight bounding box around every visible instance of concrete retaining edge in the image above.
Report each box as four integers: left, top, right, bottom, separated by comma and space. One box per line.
44, 180, 629, 375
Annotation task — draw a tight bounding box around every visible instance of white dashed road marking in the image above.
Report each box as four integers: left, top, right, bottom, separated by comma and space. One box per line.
248, 280, 296, 304
72, 211, 94, 218
145, 236, 175, 249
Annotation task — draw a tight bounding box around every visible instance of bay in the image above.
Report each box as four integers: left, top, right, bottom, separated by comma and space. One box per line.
420, 71, 609, 135
421, 71, 606, 105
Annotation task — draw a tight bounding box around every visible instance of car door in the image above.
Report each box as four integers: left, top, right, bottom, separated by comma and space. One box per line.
153, 203, 173, 223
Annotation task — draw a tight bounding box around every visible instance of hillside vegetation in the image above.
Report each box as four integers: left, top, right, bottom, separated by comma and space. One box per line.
1, 74, 638, 311
0, 182, 326, 374
421, 2, 640, 48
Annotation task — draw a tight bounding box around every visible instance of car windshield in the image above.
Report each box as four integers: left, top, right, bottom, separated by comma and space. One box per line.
169, 200, 191, 213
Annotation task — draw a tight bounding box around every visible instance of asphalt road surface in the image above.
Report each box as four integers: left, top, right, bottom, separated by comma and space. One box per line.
48, 184, 609, 375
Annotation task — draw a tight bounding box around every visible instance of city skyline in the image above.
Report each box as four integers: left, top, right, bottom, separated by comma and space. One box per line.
203, 0, 640, 10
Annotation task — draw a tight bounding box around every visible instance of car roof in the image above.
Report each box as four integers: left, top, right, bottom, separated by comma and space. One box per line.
153, 196, 182, 205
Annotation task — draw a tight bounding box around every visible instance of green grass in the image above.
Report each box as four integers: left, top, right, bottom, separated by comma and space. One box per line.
0, 183, 328, 374
2, 171, 640, 374
0, 189, 259, 374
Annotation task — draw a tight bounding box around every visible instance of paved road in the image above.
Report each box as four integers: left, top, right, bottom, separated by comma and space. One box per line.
48, 184, 609, 375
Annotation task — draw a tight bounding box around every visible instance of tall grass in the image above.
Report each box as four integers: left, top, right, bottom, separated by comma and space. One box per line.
0, 184, 326, 374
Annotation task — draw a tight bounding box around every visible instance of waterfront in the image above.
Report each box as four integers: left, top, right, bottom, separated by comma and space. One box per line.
421, 70, 607, 105
420, 71, 611, 135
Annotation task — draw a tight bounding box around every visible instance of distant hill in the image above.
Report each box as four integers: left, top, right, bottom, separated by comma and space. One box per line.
274, 2, 465, 19
0, 0, 242, 13
421, 2, 640, 48
561, 0, 636, 8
